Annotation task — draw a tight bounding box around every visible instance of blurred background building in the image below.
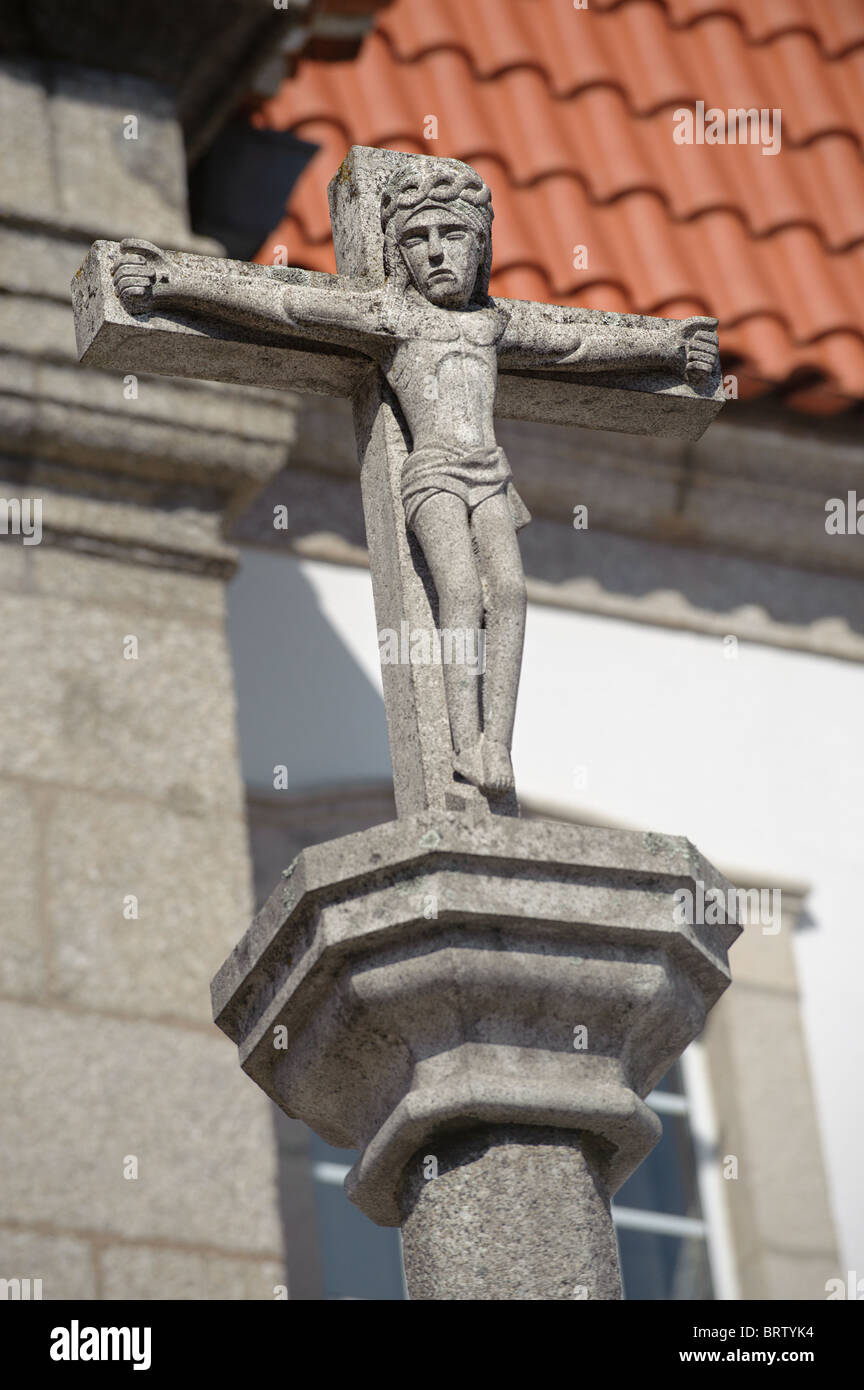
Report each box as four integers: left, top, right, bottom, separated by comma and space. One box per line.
1, 0, 861, 1300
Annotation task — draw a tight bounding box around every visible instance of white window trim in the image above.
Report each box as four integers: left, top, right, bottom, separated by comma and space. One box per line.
680, 1040, 740, 1300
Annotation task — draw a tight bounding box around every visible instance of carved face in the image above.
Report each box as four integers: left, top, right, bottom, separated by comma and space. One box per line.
397, 207, 484, 308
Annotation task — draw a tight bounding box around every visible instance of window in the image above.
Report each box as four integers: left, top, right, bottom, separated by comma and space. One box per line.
309, 1135, 405, 1301
614, 1058, 712, 1299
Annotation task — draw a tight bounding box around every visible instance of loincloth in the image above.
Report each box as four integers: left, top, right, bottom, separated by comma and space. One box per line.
401, 444, 531, 533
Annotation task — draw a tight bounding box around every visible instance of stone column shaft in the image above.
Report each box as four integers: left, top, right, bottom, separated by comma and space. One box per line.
399, 1125, 622, 1301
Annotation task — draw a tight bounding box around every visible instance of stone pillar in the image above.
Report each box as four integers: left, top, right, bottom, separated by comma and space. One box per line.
212, 813, 739, 1300
0, 54, 298, 1299
399, 1125, 622, 1301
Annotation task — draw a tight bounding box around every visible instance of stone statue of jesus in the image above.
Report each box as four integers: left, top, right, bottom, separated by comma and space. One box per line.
112, 157, 718, 796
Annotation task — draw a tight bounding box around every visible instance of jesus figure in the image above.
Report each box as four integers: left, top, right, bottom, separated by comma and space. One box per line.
112, 157, 718, 795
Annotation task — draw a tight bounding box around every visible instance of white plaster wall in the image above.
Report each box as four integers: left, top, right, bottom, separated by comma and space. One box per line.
229, 548, 863, 1280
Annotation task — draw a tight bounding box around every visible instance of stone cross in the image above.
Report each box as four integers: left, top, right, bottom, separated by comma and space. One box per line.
73, 144, 722, 819
73, 145, 735, 1302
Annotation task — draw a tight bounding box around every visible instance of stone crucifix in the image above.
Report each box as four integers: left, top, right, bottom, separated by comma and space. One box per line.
73, 147, 735, 1301
73, 145, 722, 816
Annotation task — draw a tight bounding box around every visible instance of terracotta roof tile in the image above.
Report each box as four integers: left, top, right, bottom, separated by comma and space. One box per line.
634, 0, 864, 56
252, 0, 864, 413
380, 3, 864, 143
263, 31, 864, 245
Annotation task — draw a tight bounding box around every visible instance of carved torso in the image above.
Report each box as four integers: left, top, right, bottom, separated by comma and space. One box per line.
380, 293, 510, 453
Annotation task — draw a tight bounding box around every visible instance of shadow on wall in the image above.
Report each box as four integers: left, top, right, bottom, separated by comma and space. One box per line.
226, 547, 392, 794
519, 521, 864, 638
235, 396, 864, 643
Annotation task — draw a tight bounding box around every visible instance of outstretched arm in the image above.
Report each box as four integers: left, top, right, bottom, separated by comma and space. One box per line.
111, 239, 386, 352
499, 310, 719, 384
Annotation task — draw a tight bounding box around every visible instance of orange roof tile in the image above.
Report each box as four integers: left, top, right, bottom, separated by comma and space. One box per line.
251, 0, 864, 413
639, 0, 864, 56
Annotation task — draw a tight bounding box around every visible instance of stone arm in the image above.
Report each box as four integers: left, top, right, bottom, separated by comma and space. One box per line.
111, 239, 388, 355
498, 307, 719, 384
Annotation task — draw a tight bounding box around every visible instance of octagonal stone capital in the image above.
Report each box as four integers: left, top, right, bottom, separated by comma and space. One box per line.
212, 812, 739, 1226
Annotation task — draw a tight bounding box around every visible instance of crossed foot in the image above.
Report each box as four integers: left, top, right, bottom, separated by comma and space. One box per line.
453, 736, 514, 793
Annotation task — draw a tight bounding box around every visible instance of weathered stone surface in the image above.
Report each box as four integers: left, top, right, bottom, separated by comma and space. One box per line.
0, 55, 297, 586
0, 60, 55, 217
212, 812, 738, 1250
71, 134, 732, 1301
73, 246, 364, 395
0, 19, 295, 1310
47, 790, 251, 1023
353, 379, 514, 817
0, 351, 297, 481
22, 548, 228, 621
0, 227, 91, 300
399, 1126, 622, 1301
0, 591, 246, 812
0, 1, 299, 160
328, 146, 722, 437
0, 1003, 283, 1254
74, 245, 723, 439
0, 295, 78, 362
98, 1245, 285, 1301
0, 783, 43, 998
0, 1230, 97, 1301
0, 480, 236, 573
0, 530, 282, 1293
77, 144, 722, 816
0, 59, 214, 249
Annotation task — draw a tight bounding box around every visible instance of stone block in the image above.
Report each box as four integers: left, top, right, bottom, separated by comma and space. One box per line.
98, 1245, 285, 1301
0, 782, 43, 997
0, 296, 77, 363
0, 1229, 97, 1301
47, 789, 251, 1023
0, 61, 55, 220
0, 1002, 283, 1254
0, 58, 209, 249
0, 544, 27, 592
0, 592, 245, 814
52, 68, 190, 245
26, 549, 227, 621
0, 228, 90, 300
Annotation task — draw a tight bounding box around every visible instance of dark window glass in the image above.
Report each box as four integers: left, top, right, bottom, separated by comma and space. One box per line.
618, 1229, 713, 1300
311, 1137, 404, 1300
616, 1113, 702, 1218
652, 1060, 685, 1094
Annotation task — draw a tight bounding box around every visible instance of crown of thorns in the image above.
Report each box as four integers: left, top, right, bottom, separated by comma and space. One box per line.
380, 165, 494, 232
